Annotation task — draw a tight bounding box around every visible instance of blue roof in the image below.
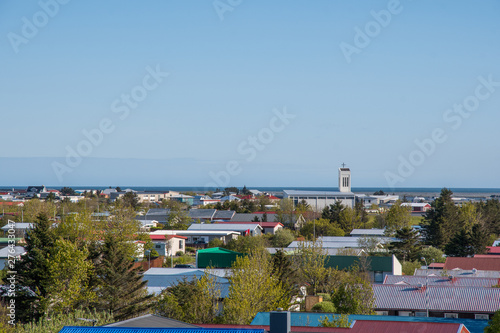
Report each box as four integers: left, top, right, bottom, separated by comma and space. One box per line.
59, 328, 264, 333
251, 312, 488, 333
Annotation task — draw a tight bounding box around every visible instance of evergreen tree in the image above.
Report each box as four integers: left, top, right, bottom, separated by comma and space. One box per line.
388, 227, 422, 262
14, 214, 58, 322
421, 188, 460, 249
444, 229, 474, 257
93, 237, 153, 320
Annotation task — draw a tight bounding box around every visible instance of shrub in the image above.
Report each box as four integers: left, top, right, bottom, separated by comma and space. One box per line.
175, 251, 184, 256
312, 301, 336, 313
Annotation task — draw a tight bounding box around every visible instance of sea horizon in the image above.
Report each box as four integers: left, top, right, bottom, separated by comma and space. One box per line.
2, 186, 500, 198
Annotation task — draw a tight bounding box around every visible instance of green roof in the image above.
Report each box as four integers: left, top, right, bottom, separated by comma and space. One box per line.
325, 255, 393, 271
197, 247, 241, 255
197, 247, 245, 268
0, 238, 23, 242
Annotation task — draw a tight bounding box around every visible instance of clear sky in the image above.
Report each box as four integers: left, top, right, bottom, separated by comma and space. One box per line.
1, 0, 500, 188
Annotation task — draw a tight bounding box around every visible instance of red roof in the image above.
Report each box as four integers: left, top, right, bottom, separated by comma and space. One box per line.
428, 262, 445, 268
150, 234, 187, 240
166, 235, 187, 240
487, 246, 500, 255
199, 321, 467, 333
444, 256, 500, 271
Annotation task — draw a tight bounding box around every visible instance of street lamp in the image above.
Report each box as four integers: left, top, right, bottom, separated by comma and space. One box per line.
420, 257, 435, 317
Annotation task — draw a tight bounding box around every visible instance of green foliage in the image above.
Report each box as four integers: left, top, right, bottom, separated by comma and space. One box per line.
485, 310, 500, 333
14, 214, 58, 322
388, 227, 422, 262
41, 239, 95, 314
383, 200, 412, 236
422, 188, 460, 249
208, 238, 224, 248
319, 314, 352, 328
331, 274, 374, 315
223, 251, 290, 325
60, 187, 76, 196
92, 237, 153, 321
271, 249, 300, 299
301, 219, 344, 239
272, 229, 296, 248
224, 234, 270, 254
317, 293, 332, 302
175, 251, 184, 256
14, 309, 114, 333
155, 270, 221, 324
122, 192, 140, 210
402, 260, 422, 276
420, 246, 445, 263
312, 301, 336, 313
296, 240, 328, 295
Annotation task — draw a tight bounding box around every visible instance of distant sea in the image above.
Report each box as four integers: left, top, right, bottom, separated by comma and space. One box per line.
3, 186, 500, 198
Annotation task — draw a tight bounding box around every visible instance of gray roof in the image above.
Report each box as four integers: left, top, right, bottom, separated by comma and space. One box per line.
188, 224, 262, 232
213, 210, 236, 219
414, 269, 500, 278
1, 222, 33, 231
146, 208, 171, 216
231, 213, 278, 222
0, 246, 26, 258
283, 190, 354, 196
188, 209, 216, 220
143, 268, 230, 298
384, 275, 500, 287
350, 229, 386, 236
104, 314, 199, 328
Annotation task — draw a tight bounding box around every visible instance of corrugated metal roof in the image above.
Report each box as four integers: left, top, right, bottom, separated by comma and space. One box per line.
251, 312, 483, 333
383, 275, 500, 287
59, 328, 264, 333
444, 257, 500, 271
373, 284, 500, 312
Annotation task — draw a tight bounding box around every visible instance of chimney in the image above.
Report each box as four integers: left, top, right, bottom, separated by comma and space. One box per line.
270, 309, 290, 333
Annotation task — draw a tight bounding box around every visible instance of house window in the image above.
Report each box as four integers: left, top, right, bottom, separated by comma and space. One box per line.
415, 312, 427, 317
444, 313, 458, 319
374, 271, 383, 283
155, 245, 161, 249
179, 240, 183, 249
475, 314, 489, 320
398, 311, 412, 317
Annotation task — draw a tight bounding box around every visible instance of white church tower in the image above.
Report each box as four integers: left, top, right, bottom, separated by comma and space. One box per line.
338, 164, 351, 193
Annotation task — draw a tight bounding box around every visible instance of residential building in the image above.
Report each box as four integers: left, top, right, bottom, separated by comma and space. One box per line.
149, 230, 239, 245
188, 223, 263, 236
149, 234, 186, 256
215, 221, 284, 235
373, 284, 500, 320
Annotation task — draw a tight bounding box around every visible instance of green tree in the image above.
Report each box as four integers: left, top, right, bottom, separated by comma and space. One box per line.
14, 214, 58, 322
420, 246, 445, 263
422, 188, 460, 249
296, 240, 328, 295
271, 249, 299, 300
388, 227, 422, 262
224, 234, 270, 253
319, 314, 352, 328
60, 187, 76, 196
444, 229, 474, 257
485, 309, 500, 333
223, 251, 290, 325
402, 260, 422, 275
272, 229, 296, 248
322, 202, 344, 227
331, 273, 374, 315
122, 192, 140, 210
300, 218, 344, 239
276, 199, 295, 228
41, 239, 95, 314
92, 237, 153, 321
384, 200, 412, 236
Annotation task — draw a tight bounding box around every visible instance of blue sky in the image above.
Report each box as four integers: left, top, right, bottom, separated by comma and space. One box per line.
1, 0, 500, 188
